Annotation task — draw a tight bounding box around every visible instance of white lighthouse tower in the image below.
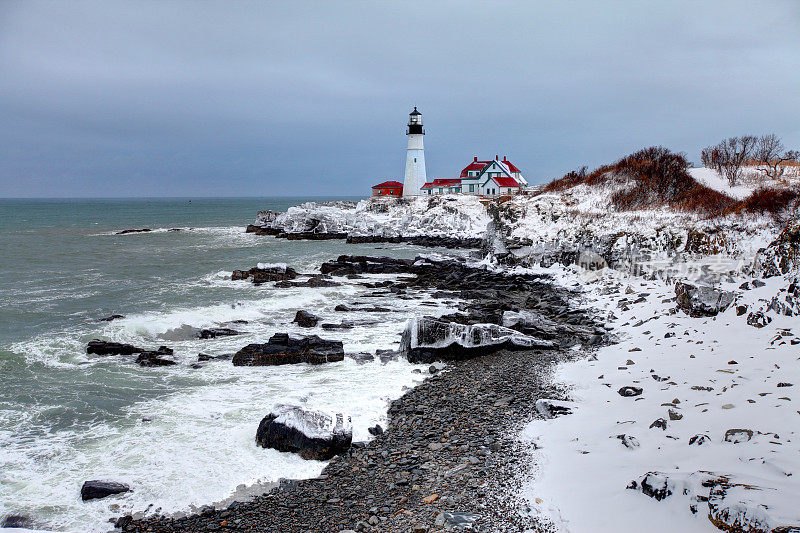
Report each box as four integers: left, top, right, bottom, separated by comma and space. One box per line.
402, 107, 426, 196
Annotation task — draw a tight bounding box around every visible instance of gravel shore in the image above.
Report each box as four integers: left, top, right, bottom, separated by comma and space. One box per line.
122, 256, 600, 532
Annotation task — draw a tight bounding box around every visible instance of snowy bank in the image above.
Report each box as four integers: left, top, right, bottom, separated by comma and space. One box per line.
515, 225, 800, 531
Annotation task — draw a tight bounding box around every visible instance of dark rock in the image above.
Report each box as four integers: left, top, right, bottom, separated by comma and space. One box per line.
136, 346, 177, 367
80, 480, 131, 501
724, 428, 753, 443
347, 352, 374, 364
689, 434, 710, 446
198, 328, 240, 339
649, 418, 667, 430
616, 434, 640, 449
736, 305, 748, 316
256, 405, 352, 460
535, 399, 572, 419
99, 314, 124, 322
115, 228, 151, 235
232, 265, 298, 284
293, 310, 320, 328
334, 304, 351, 312
637, 472, 672, 501
747, 310, 772, 328
86, 339, 143, 356
232, 333, 344, 366
115, 515, 133, 529
321, 322, 354, 330
197, 353, 232, 362
368, 424, 384, 436
618, 386, 643, 397
675, 281, 735, 317
1, 514, 30, 528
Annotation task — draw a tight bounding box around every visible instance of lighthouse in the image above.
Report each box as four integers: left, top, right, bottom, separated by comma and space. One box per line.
402, 107, 426, 196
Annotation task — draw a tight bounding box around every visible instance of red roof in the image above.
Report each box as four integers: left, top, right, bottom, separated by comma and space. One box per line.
372, 180, 403, 189
490, 176, 520, 187
460, 160, 492, 178
421, 179, 461, 189
459, 156, 521, 177
502, 158, 520, 172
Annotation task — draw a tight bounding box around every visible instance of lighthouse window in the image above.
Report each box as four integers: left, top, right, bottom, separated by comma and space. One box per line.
414, 158, 417, 163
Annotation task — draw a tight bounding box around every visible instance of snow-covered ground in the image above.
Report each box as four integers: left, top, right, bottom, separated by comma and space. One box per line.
688, 166, 799, 200
517, 265, 799, 532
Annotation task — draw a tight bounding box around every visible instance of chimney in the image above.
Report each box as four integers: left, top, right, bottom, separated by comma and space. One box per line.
495, 155, 499, 160
473, 156, 478, 162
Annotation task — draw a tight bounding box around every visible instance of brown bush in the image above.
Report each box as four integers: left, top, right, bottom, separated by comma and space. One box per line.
542, 146, 740, 216
735, 187, 799, 216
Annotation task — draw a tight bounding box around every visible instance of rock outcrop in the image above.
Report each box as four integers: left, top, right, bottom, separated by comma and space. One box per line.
231, 264, 298, 284
86, 339, 143, 356
399, 316, 554, 364
81, 480, 131, 501
232, 333, 344, 366
256, 405, 352, 460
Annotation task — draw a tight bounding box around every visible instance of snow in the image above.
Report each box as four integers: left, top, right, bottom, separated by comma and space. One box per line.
261, 196, 490, 240
270, 404, 352, 440
688, 167, 756, 200
517, 268, 800, 532
400, 316, 554, 352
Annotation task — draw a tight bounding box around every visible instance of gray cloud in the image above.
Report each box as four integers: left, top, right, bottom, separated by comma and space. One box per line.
1, 0, 798, 197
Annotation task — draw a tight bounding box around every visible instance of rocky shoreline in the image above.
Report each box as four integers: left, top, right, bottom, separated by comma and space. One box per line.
121, 255, 605, 532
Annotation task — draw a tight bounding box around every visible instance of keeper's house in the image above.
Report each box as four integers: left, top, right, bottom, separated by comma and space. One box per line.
422, 155, 529, 196
371, 180, 404, 196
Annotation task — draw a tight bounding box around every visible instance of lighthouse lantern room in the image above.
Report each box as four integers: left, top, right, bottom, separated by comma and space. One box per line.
402, 107, 427, 196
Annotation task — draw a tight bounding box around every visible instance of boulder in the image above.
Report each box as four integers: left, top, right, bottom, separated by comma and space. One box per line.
231, 264, 298, 284
675, 281, 735, 317
86, 339, 143, 356
255, 405, 352, 460
723, 428, 753, 444
535, 399, 573, 419
99, 314, 124, 322
293, 310, 320, 328
80, 480, 131, 501
198, 328, 240, 339
136, 346, 177, 367
399, 316, 555, 364
232, 333, 344, 366
115, 228, 151, 235
1, 514, 31, 528
618, 386, 643, 397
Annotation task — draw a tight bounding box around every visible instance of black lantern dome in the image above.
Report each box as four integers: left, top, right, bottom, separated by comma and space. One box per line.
407, 107, 424, 135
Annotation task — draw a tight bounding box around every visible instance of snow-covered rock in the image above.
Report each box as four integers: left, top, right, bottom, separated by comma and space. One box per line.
399, 316, 554, 363
256, 196, 491, 241
255, 405, 352, 461
674, 280, 736, 317
630, 471, 800, 533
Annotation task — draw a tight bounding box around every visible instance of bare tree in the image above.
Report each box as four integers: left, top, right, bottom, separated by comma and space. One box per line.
702, 136, 757, 186
754, 133, 799, 180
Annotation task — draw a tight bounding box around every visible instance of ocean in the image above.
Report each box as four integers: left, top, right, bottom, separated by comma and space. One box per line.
0, 198, 455, 532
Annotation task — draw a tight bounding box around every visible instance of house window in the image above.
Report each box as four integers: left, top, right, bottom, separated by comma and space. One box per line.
439, 188, 443, 194
469, 184, 474, 192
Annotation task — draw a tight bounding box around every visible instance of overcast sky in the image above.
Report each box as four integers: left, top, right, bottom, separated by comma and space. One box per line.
1, 1, 799, 197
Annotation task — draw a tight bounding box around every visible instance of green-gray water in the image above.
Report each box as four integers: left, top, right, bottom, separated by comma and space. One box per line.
0, 198, 449, 532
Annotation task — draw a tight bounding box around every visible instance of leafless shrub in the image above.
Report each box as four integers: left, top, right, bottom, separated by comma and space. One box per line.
701, 136, 758, 187
753, 133, 800, 180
